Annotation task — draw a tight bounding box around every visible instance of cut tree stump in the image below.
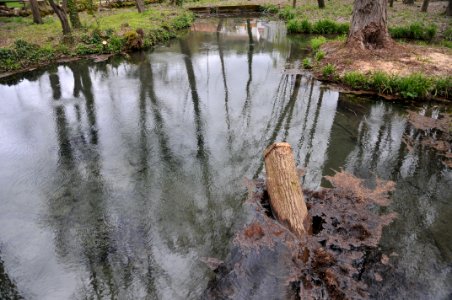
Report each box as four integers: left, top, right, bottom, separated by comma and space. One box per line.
264, 142, 310, 237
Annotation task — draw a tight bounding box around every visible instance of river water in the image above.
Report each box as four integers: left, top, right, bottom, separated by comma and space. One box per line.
0, 17, 451, 299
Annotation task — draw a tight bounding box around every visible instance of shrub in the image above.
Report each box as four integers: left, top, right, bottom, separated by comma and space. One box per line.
322, 63, 336, 77
443, 28, 452, 41
278, 6, 295, 20
370, 71, 394, 94
302, 57, 312, 69
394, 73, 432, 98
315, 50, 325, 61
432, 76, 452, 98
262, 4, 279, 14
313, 19, 339, 34
123, 30, 144, 50
343, 71, 368, 89
389, 23, 437, 41
310, 36, 327, 51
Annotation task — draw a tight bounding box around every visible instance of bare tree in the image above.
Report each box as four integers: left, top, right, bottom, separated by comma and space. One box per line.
48, 0, 71, 35
29, 0, 43, 24
346, 0, 393, 49
421, 0, 429, 12
318, 0, 325, 8
135, 0, 145, 13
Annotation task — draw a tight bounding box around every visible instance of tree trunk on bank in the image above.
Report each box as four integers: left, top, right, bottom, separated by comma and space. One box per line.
66, 0, 81, 29
29, 0, 43, 24
135, 0, 145, 12
292, 0, 296, 8
48, 0, 71, 36
389, 0, 394, 8
264, 143, 310, 238
447, 0, 452, 16
317, 0, 325, 8
346, 0, 393, 49
421, 0, 429, 11
403, 0, 414, 4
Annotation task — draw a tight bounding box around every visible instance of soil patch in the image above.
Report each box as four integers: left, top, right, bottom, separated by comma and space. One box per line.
321, 41, 452, 77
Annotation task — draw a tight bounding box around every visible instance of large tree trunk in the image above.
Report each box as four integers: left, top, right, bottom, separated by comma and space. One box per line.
421, 0, 429, 11
135, 0, 145, 12
48, 0, 71, 35
66, 0, 81, 29
317, 0, 325, 8
264, 143, 310, 237
346, 0, 393, 49
29, 0, 43, 24
447, 0, 452, 16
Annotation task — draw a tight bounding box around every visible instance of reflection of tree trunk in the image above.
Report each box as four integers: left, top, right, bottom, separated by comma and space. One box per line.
283, 75, 302, 140
217, 19, 233, 153
30, 0, 43, 24
0, 256, 23, 299
50, 72, 74, 168
242, 19, 254, 127
303, 89, 324, 166
179, 39, 212, 199
79, 64, 98, 145
48, 0, 71, 35
253, 75, 301, 178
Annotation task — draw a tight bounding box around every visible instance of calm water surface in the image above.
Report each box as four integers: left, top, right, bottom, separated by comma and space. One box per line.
0, 17, 451, 299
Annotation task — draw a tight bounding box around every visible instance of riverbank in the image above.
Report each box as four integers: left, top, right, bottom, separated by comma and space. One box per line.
0, 6, 194, 76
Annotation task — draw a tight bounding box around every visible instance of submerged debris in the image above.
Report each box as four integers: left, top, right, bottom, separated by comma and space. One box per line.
202, 171, 397, 299
405, 110, 451, 167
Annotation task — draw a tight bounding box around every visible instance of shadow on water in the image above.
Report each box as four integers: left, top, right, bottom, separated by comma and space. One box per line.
0, 17, 450, 299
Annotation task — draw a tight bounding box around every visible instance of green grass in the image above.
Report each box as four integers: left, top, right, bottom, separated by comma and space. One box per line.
322, 63, 336, 77
287, 18, 349, 34
389, 22, 437, 41
340, 71, 452, 99
0, 7, 194, 72
310, 36, 327, 51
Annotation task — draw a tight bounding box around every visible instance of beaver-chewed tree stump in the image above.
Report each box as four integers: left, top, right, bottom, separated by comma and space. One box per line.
264, 142, 310, 237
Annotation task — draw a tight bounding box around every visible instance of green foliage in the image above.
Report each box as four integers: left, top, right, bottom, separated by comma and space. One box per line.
340, 71, 451, 99
123, 30, 144, 50
343, 71, 368, 89
107, 35, 123, 53
322, 63, 336, 77
394, 73, 432, 98
261, 4, 279, 14
75, 44, 102, 55
371, 71, 393, 94
278, 7, 296, 20
443, 28, 452, 41
302, 57, 312, 69
310, 36, 327, 51
389, 23, 437, 41
286, 19, 348, 35
315, 50, 325, 61
170, 12, 194, 30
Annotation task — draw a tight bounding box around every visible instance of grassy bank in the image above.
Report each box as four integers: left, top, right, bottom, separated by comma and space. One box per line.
0, 6, 194, 73
301, 36, 452, 100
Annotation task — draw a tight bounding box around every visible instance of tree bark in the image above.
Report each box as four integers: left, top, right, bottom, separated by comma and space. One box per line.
135, 0, 145, 12
346, 0, 393, 49
421, 0, 429, 11
264, 143, 310, 238
48, 0, 71, 35
317, 0, 325, 8
389, 0, 394, 8
292, 0, 296, 8
29, 0, 43, 24
447, 0, 452, 16
402, 0, 414, 4
66, 0, 81, 29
